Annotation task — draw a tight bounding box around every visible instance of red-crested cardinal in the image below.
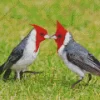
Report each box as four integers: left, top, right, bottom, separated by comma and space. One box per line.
51, 21, 100, 88
0, 24, 49, 80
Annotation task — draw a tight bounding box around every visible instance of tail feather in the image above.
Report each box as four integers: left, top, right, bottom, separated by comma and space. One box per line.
3, 69, 11, 80
0, 64, 4, 74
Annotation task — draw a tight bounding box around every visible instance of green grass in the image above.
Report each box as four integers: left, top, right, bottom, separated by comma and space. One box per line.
0, 0, 100, 100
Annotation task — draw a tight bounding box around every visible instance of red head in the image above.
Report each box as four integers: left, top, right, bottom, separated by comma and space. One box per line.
51, 21, 68, 50
31, 24, 49, 52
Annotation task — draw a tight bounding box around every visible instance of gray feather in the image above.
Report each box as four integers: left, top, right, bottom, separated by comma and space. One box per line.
2, 31, 31, 70
64, 41, 100, 75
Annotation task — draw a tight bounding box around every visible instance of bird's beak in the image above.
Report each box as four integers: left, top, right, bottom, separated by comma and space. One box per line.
44, 34, 50, 39
50, 35, 57, 39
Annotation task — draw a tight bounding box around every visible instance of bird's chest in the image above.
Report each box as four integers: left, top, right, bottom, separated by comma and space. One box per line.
58, 47, 68, 65
19, 42, 38, 64
58, 45, 78, 71
58, 45, 65, 59
12, 40, 39, 70
58, 46, 69, 66
18, 48, 38, 66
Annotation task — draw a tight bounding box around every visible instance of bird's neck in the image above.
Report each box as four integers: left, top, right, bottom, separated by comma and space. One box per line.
57, 33, 74, 52
28, 29, 40, 53
57, 32, 72, 51
65, 38, 74, 46
34, 41, 40, 52
63, 32, 73, 45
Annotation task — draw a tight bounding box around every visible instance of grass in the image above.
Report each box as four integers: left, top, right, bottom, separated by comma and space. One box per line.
0, 0, 100, 100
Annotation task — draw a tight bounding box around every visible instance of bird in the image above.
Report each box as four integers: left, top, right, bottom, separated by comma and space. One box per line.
50, 21, 100, 88
0, 24, 50, 80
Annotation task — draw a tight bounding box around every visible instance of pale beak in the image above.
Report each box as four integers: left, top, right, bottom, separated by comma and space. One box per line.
50, 35, 57, 39
44, 34, 50, 39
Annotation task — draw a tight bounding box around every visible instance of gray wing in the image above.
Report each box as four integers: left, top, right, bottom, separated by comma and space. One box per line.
3, 34, 29, 70
66, 50, 100, 76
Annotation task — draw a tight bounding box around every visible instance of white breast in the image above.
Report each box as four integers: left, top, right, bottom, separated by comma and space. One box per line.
11, 29, 39, 71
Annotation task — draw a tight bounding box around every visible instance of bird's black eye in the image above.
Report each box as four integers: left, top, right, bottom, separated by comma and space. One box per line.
57, 34, 62, 38
40, 33, 44, 36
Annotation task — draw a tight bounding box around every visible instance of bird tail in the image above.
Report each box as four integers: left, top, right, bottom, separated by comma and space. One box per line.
0, 64, 4, 74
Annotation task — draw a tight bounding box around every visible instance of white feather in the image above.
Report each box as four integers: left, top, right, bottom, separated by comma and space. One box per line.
63, 32, 71, 45
58, 33, 85, 78
11, 29, 39, 72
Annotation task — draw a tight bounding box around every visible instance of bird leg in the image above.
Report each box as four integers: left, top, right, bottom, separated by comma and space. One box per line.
3, 69, 12, 80
86, 73, 92, 85
14, 71, 43, 80
14, 71, 23, 80
20, 71, 23, 80
14, 71, 21, 80
71, 77, 83, 88
20, 71, 43, 80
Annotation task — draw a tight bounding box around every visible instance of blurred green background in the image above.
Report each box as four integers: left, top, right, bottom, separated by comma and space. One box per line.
0, 0, 100, 100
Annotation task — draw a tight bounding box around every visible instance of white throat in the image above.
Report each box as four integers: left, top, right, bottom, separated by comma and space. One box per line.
58, 32, 71, 56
